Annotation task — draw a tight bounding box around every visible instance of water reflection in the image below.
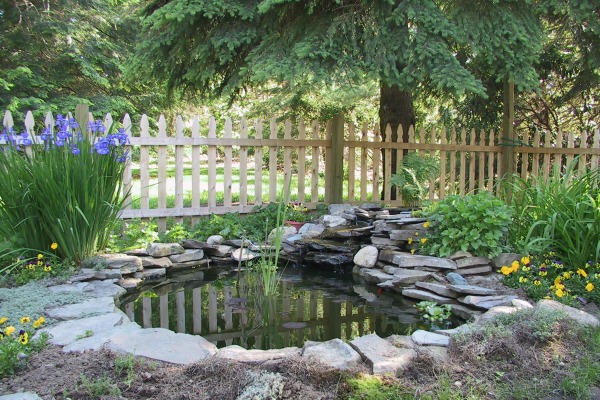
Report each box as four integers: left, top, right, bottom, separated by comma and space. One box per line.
120, 266, 454, 349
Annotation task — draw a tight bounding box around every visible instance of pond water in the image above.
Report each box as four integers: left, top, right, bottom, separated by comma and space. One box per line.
118, 266, 460, 350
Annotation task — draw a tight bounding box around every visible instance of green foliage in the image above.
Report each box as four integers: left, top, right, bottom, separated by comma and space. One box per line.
107, 221, 160, 252
415, 301, 452, 323
344, 375, 412, 400
422, 192, 512, 258
390, 153, 440, 206
503, 161, 600, 269
2, 250, 62, 286
159, 222, 191, 244
0, 316, 48, 377
77, 374, 121, 397
0, 117, 129, 262
285, 202, 314, 223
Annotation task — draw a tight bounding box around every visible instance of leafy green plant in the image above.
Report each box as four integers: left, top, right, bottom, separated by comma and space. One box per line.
390, 152, 440, 206
114, 354, 137, 388
107, 220, 160, 252
422, 192, 512, 258
285, 201, 313, 223
0, 116, 129, 262
415, 301, 452, 322
159, 222, 191, 243
78, 374, 121, 397
502, 160, 600, 269
0, 315, 48, 377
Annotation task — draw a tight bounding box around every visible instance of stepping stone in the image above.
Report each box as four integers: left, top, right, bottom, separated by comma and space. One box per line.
45, 296, 119, 320
415, 282, 459, 298
302, 339, 363, 370
386, 335, 415, 349
454, 265, 492, 275
411, 330, 450, 347
478, 306, 519, 323
392, 254, 457, 270
108, 327, 217, 364
62, 322, 142, 353
96, 254, 143, 274
0, 393, 43, 400
40, 312, 129, 346
217, 345, 301, 364
401, 288, 454, 304
455, 257, 491, 269
447, 284, 498, 296
350, 334, 417, 376
459, 295, 518, 310
445, 272, 468, 285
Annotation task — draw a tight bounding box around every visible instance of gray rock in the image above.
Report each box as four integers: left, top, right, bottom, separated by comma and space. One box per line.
447, 284, 498, 296
207, 235, 224, 245
0, 393, 44, 400
108, 327, 218, 364
420, 345, 449, 363
302, 339, 363, 370
449, 304, 482, 321
512, 299, 533, 309
445, 272, 469, 285
62, 322, 142, 353
268, 226, 297, 242
202, 244, 234, 257
146, 243, 185, 257
353, 285, 378, 302
140, 256, 172, 269
455, 257, 491, 269
415, 282, 459, 298
328, 204, 354, 216
389, 230, 421, 241
360, 203, 384, 211
134, 268, 167, 280
41, 312, 129, 346
361, 269, 396, 284
170, 259, 210, 271
354, 246, 379, 268
536, 299, 600, 327
322, 215, 350, 228
125, 248, 149, 256
298, 223, 326, 238
392, 254, 457, 270
448, 251, 473, 260
382, 267, 432, 284
370, 236, 403, 246
168, 249, 205, 263
401, 288, 454, 304
82, 280, 127, 299
231, 248, 258, 262
385, 335, 415, 349
478, 306, 519, 323
459, 295, 518, 310
378, 249, 403, 263
217, 345, 300, 363
453, 265, 492, 275
118, 277, 143, 289
350, 333, 417, 376
411, 330, 450, 347
45, 296, 119, 320
491, 253, 522, 270
96, 253, 143, 274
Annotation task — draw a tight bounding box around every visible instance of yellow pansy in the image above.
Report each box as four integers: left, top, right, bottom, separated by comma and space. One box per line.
37, 254, 43, 260
577, 269, 588, 278
5, 326, 16, 335
407, 238, 413, 245
19, 332, 28, 345
511, 260, 520, 272
521, 256, 531, 265
519, 277, 528, 283
423, 222, 430, 228
20, 316, 30, 324
44, 265, 52, 272
563, 272, 571, 279
586, 282, 595, 292
33, 316, 45, 328
420, 238, 427, 244
50, 242, 58, 250
555, 288, 564, 298
500, 266, 512, 275
0, 317, 7, 325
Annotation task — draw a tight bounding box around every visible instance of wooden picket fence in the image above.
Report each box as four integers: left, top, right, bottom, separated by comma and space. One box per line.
3, 109, 600, 231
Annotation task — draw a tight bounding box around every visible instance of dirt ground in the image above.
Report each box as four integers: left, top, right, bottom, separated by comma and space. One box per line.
1, 345, 356, 400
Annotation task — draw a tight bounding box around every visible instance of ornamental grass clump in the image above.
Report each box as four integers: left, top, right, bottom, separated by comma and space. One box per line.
0, 115, 129, 265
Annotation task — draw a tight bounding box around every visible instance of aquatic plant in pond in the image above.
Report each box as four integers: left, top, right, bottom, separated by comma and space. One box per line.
0, 115, 130, 264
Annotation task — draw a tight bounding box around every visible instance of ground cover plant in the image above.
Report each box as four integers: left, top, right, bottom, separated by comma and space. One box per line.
0, 116, 130, 267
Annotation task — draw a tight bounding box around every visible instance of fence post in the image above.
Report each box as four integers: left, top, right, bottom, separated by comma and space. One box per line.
327, 114, 344, 204
502, 79, 515, 178
75, 103, 89, 134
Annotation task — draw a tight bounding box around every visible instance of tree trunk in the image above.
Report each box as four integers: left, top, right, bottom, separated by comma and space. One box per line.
379, 83, 415, 201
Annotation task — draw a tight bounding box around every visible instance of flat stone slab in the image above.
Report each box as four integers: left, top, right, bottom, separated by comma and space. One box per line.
449, 304, 482, 321
370, 236, 403, 246
447, 284, 498, 296
478, 306, 519, 323
97, 253, 143, 273
41, 312, 129, 346
392, 254, 457, 270
302, 339, 363, 370
445, 272, 469, 285
118, 277, 143, 289
146, 243, 185, 257
411, 330, 450, 347
216, 345, 301, 364
350, 333, 417, 376
361, 269, 396, 283
382, 267, 432, 284
231, 248, 257, 262
378, 249, 404, 263
134, 268, 167, 280
48, 280, 126, 299
453, 265, 492, 275
389, 230, 421, 241
62, 322, 142, 353
0, 393, 43, 400
401, 288, 454, 304
459, 295, 518, 310
455, 257, 491, 269
107, 327, 217, 364
536, 299, 600, 327
415, 282, 459, 298
45, 296, 119, 320
140, 256, 172, 268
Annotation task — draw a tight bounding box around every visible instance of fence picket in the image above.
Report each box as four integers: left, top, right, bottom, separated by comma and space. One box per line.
224, 118, 233, 208
208, 117, 217, 209
297, 119, 307, 204
311, 121, 320, 204
347, 122, 356, 202
191, 116, 201, 226
175, 115, 185, 224
360, 123, 368, 201
157, 114, 168, 232
269, 119, 278, 203
283, 119, 292, 197
239, 118, 248, 209
254, 120, 264, 206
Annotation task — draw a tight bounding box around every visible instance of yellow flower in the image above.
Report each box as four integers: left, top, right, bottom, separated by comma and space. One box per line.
33, 317, 45, 329
19, 331, 28, 345
37, 260, 43, 267
37, 254, 43, 260
420, 238, 427, 244
500, 266, 512, 275
50, 242, 58, 250
521, 256, 531, 265
523, 266, 531, 272
407, 238, 413, 245
423, 222, 430, 228
20, 316, 30, 324
555, 288, 564, 298
577, 269, 588, 278
533, 280, 541, 286
554, 277, 562, 285
563, 272, 571, 279
586, 282, 595, 292
44, 265, 52, 272
511, 260, 520, 272
0, 317, 7, 325
519, 276, 528, 283
410, 249, 416, 255
414, 232, 419, 236
5, 326, 16, 336
539, 270, 547, 276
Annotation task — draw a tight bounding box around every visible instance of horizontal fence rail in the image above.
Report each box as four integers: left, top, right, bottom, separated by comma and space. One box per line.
3, 109, 599, 230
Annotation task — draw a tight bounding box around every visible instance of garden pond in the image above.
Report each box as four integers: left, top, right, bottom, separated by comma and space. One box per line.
118, 265, 462, 350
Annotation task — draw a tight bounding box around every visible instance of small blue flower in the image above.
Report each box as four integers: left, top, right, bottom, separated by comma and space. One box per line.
71, 145, 80, 155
